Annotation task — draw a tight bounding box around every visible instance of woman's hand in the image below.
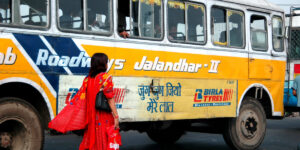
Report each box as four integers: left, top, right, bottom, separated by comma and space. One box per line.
108, 98, 120, 129
114, 117, 120, 129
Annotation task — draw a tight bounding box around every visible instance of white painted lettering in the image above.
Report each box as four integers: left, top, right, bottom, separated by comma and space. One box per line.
115, 59, 125, 70
173, 59, 182, 72
107, 59, 115, 72
0, 47, 17, 65
36, 49, 91, 68
58, 56, 70, 67
208, 60, 221, 73
69, 52, 84, 67
156, 61, 164, 71
152, 57, 159, 70
164, 62, 173, 71
81, 57, 90, 67
188, 63, 196, 72
3, 47, 17, 65
195, 64, 202, 73
48, 55, 60, 66
144, 60, 153, 71
133, 56, 220, 74
180, 59, 188, 72
36, 49, 49, 65
0, 52, 4, 64
134, 56, 147, 70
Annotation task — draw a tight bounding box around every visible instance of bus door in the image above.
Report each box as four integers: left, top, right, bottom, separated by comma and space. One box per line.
270, 14, 285, 81
248, 11, 272, 79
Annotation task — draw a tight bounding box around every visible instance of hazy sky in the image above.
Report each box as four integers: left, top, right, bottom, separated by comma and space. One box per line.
268, 0, 300, 14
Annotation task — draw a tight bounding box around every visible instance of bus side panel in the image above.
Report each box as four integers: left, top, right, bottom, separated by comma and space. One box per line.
60, 40, 250, 121
237, 79, 285, 116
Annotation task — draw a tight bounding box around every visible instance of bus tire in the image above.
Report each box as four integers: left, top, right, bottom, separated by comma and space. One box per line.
146, 121, 185, 144
0, 97, 44, 150
223, 97, 266, 150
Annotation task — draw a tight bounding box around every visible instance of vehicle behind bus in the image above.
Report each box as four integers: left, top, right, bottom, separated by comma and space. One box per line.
0, 0, 286, 150
284, 7, 300, 112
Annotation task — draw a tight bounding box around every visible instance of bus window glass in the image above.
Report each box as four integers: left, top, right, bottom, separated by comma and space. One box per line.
272, 16, 284, 52
117, 0, 130, 35
212, 7, 227, 46
58, 0, 83, 30
87, 0, 111, 33
187, 4, 205, 43
19, 0, 48, 26
0, 0, 11, 24
140, 0, 162, 38
168, 0, 185, 42
228, 10, 244, 47
118, 0, 162, 39
131, 0, 139, 36
251, 15, 267, 51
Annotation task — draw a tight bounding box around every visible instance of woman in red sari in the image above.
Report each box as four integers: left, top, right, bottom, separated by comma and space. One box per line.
49, 53, 119, 150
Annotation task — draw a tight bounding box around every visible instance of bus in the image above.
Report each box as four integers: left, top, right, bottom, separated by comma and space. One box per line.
0, 0, 286, 149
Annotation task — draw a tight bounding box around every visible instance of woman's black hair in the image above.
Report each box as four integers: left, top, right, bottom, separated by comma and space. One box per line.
89, 53, 108, 77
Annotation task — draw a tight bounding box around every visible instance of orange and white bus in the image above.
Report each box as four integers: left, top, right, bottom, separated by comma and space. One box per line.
0, 0, 286, 149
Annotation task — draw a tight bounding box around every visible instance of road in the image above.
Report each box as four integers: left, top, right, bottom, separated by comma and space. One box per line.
44, 117, 300, 150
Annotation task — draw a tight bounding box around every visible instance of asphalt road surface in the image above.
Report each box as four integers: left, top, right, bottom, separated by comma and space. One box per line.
44, 117, 300, 150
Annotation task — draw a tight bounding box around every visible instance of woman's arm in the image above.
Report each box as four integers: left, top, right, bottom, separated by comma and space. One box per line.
108, 98, 119, 129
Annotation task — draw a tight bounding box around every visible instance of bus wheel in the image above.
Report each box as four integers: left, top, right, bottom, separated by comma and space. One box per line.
146, 121, 185, 144
0, 97, 44, 150
223, 97, 266, 150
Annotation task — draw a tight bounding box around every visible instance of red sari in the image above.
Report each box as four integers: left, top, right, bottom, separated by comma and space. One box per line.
49, 73, 115, 150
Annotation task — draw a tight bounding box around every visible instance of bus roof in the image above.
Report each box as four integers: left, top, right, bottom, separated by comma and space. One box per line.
208, 0, 284, 13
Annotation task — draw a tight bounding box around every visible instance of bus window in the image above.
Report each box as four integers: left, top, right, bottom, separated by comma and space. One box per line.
168, 0, 185, 42
117, 0, 130, 37
118, 0, 162, 39
58, 0, 83, 30
187, 4, 205, 43
131, 0, 139, 36
87, 0, 111, 33
140, 0, 162, 38
251, 15, 268, 51
272, 16, 284, 52
212, 7, 227, 46
212, 7, 244, 48
0, 0, 11, 24
19, 0, 48, 27
228, 10, 244, 47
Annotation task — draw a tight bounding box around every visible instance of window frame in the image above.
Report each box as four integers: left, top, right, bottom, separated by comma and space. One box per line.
185, 2, 207, 45
167, 0, 186, 43
0, 0, 12, 24
0, 0, 51, 30
56, 0, 113, 36
167, 0, 207, 45
211, 5, 245, 49
272, 15, 284, 52
250, 14, 268, 52
120, 0, 164, 41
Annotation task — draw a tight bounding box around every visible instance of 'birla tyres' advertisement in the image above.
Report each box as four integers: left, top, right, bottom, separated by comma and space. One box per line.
58, 75, 237, 121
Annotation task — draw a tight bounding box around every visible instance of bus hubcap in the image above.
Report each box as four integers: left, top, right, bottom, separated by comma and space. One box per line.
241, 112, 258, 138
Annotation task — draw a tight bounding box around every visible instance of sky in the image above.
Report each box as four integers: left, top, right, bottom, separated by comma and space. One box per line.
268, 0, 300, 14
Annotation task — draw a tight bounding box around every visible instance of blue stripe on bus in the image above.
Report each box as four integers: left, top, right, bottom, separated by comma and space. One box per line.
44, 36, 89, 74
13, 33, 64, 92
